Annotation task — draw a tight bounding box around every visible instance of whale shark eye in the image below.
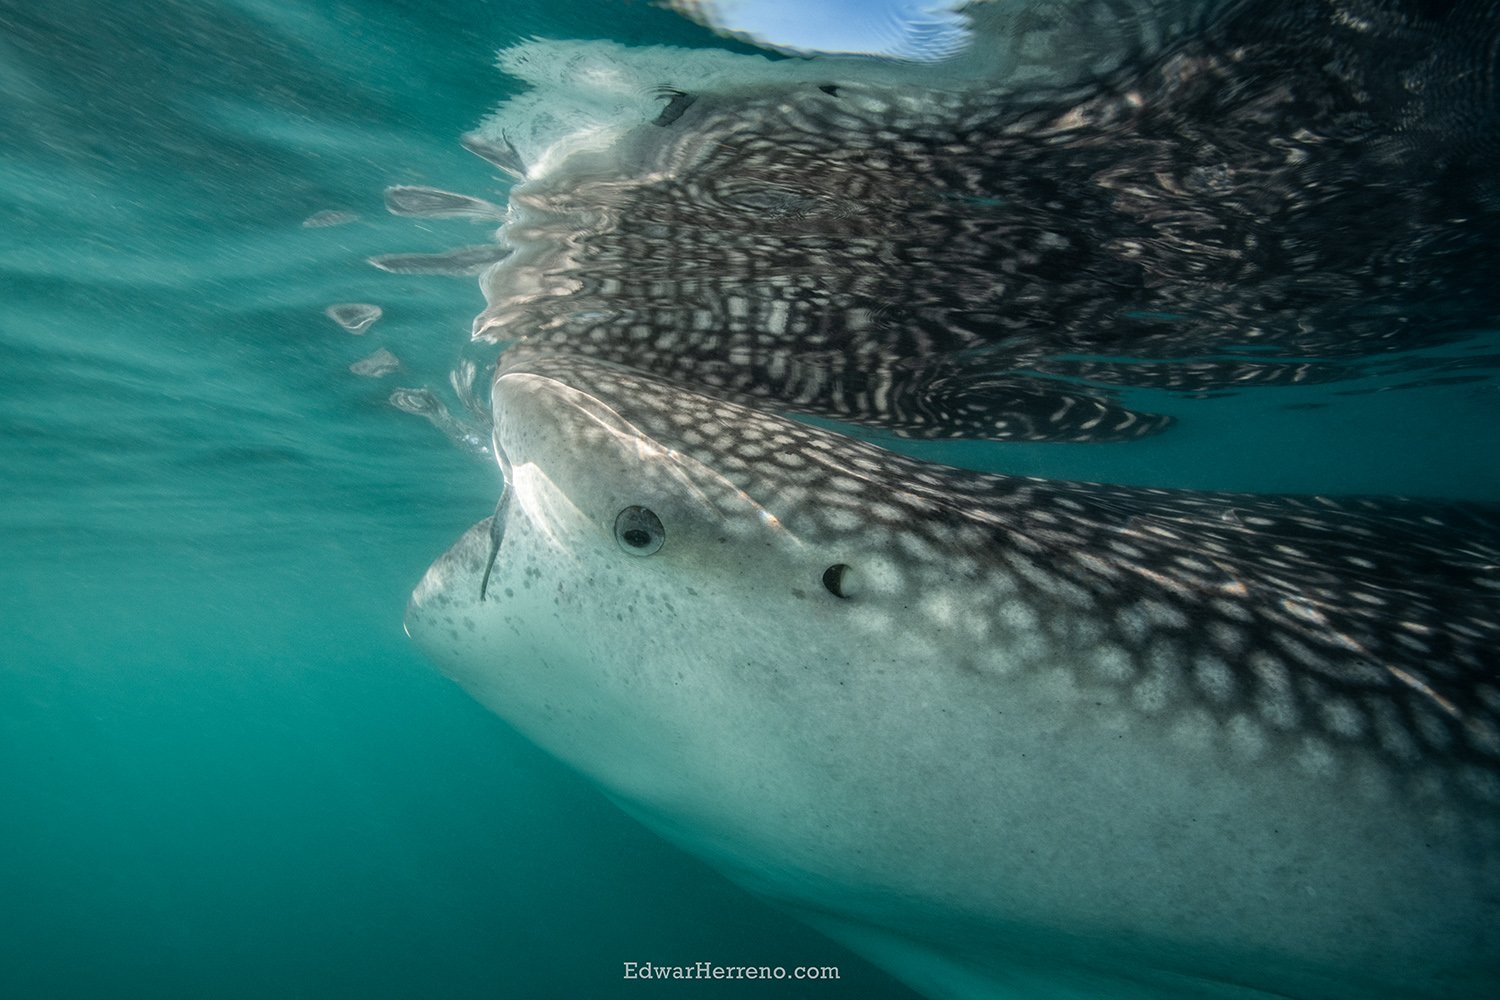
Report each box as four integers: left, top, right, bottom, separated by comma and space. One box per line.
822, 563, 857, 599
614, 506, 665, 556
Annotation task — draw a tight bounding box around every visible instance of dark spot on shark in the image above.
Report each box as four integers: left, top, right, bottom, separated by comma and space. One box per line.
651, 89, 696, 126
822, 563, 855, 599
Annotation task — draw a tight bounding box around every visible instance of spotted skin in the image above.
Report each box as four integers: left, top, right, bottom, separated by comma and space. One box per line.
465, 0, 1500, 442
406, 354, 1500, 1000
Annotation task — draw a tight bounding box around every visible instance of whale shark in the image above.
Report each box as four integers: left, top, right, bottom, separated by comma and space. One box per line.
431, 0, 1500, 444
406, 352, 1500, 999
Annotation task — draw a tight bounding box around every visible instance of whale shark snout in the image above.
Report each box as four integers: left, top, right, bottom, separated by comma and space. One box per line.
407, 354, 1500, 999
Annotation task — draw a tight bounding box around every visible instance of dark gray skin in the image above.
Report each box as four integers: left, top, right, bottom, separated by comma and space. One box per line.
406, 353, 1500, 1000
460, 0, 1500, 442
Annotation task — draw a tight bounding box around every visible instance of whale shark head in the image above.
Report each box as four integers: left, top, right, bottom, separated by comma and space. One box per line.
406, 354, 1500, 998
405, 355, 980, 877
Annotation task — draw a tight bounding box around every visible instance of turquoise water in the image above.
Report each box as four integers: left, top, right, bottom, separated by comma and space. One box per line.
0, 2, 914, 995
2, 2, 1497, 998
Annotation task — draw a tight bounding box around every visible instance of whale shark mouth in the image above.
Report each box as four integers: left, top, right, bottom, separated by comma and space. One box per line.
477, 494, 508, 603
476, 436, 515, 602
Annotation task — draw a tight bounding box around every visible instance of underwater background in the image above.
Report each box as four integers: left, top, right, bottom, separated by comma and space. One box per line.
1, 1, 1496, 998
